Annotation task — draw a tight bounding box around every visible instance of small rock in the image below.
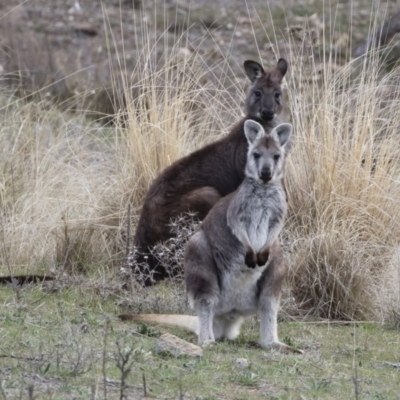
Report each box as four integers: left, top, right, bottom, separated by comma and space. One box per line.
154, 333, 202, 358
80, 322, 89, 333
235, 358, 249, 371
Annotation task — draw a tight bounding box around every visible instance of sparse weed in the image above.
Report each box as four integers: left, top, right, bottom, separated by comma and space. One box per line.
229, 372, 259, 388
114, 339, 135, 400
137, 323, 160, 338
127, 213, 199, 286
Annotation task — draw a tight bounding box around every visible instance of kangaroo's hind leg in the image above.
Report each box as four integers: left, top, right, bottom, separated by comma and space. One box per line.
196, 300, 216, 346
258, 240, 295, 353
180, 186, 221, 220
185, 230, 220, 347
197, 314, 243, 345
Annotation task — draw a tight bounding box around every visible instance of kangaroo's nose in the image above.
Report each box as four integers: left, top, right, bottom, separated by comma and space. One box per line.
261, 110, 274, 121
260, 167, 272, 182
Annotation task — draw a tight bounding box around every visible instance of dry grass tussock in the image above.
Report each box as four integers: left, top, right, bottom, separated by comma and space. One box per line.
0, 5, 399, 322
0, 97, 123, 274
285, 49, 400, 320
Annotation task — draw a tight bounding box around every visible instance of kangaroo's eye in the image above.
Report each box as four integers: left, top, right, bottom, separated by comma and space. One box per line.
273, 154, 281, 162
254, 90, 262, 98
253, 152, 261, 160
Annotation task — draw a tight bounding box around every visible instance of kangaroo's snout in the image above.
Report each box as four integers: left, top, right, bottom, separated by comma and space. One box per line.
260, 167, 273, 183
261, 110, 274, 121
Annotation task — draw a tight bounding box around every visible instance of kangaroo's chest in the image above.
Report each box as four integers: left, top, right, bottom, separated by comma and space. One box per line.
243, 203, 271, 252
240, 190, 283, 252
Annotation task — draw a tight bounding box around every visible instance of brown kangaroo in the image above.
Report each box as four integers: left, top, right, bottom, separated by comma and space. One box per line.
132, 58, 288, 286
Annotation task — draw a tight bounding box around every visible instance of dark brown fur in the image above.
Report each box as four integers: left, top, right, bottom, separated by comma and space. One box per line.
0, 275, 55, 285
133, 59, 288, 286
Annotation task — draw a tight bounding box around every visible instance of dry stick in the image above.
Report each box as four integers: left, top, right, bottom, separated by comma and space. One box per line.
0, 275, 56, 285
352, 323, 360, 400
125, 203, 134, 289
10, 163, 15, 207
102, 318, 111, 400
0, 353, 41, 362
126, 204, 131, 261
142, 372, 147, 397
90, 385, 96, 400
0, 380, 8, 400
0, 216, 20, 301
178, 372, 184, 400
352, 367, 360, 400
114, 340, 134, 400
27, 385, 34, 400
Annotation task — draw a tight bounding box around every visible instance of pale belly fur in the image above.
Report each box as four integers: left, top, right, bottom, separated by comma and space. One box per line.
216, 263, 267, 317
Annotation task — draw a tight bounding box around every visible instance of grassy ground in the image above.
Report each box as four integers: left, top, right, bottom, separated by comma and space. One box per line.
1, 1, 400, 398
1, 283, 400, 400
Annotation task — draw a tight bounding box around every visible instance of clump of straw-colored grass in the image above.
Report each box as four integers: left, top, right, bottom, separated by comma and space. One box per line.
285, 48, 400, 319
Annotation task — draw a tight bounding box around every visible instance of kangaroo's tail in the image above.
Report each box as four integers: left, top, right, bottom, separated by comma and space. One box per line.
118, 314, 199, 335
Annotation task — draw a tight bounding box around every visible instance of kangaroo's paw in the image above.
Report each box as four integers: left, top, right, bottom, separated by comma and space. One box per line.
245, 249, 257, 268
199, 339, 217, 348
256, 250, 269, 266
261, 341, 304, 355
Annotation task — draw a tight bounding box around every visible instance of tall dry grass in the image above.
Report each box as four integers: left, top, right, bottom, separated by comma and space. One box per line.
284, 35, 400, 320
0, 14, 245, 278
0, 2, 399, 321
0, 98, 122, 274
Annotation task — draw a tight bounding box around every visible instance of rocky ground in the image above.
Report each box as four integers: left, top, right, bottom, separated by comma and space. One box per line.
1, 0, 399, 119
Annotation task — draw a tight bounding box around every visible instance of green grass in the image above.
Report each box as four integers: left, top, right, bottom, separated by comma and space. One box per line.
1, 285, 399, 399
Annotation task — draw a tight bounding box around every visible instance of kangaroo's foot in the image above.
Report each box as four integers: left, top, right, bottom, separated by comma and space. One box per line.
200, 339, 217, 348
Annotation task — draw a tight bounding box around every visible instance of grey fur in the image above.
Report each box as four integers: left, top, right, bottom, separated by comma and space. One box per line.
185, 120, 299, 352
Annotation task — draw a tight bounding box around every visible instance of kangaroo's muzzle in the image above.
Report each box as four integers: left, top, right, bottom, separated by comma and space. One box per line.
260, 167, 272, 183
261, 110, 274, 121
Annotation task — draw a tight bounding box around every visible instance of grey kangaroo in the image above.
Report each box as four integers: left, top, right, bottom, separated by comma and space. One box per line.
133, 59, 289, 286
121, 120, 302, 353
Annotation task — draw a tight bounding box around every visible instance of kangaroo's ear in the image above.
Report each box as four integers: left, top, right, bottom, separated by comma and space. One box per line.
277, 58, 288, 77
271, 123, 292, 147
271, 58, 288, 83
244, 120, 265, 145
244, 60, 265, 82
